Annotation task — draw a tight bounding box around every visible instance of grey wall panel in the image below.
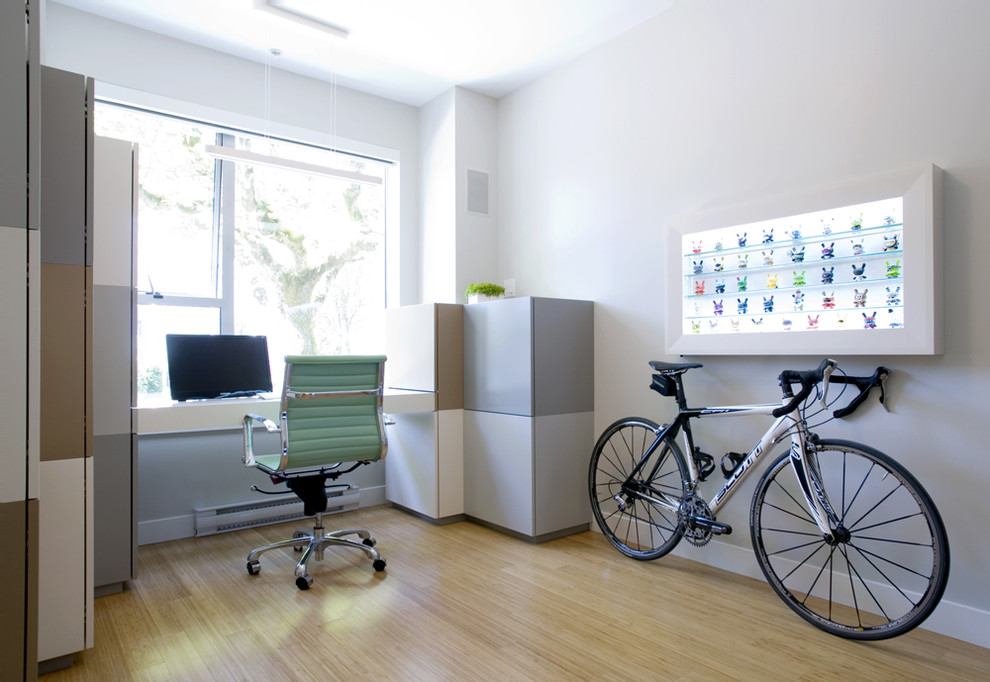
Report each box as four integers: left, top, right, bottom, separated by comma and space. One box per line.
0, 1, 27, 229
533, 412, 593, 537
40, 66, 88, 266
463, 296, 533, 415
533, 298, 594, 416
93, 434, 133, 588
93, 284, 133, 436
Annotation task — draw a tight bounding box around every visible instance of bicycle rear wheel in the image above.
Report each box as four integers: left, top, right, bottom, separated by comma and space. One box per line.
589, 418, 689, 560
751, 439, 949, 639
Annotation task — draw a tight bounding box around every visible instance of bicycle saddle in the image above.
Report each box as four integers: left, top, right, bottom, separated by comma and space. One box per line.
649, 361, 703, 374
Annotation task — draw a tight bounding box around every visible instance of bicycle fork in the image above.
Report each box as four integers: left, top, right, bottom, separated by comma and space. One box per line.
786, 424, 842, 543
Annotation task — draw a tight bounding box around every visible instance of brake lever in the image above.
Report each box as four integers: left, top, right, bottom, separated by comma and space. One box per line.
821, 361, 836, 411
877, 367, 890, 412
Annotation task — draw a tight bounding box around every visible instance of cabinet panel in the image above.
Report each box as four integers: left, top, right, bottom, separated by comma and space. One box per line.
385, 412, 439, 518
0, 1, 27, 228
533, 298, 594, 416
463, 411, 534, 535
0, 229, 27, 504
533, 412, 593, 536
463, 297, 533, 415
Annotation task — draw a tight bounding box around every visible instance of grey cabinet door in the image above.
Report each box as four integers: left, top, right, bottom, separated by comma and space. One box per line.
463, 297, 533, 415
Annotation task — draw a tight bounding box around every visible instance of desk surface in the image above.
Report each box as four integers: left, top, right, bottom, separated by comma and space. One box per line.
134, 388, 436, 435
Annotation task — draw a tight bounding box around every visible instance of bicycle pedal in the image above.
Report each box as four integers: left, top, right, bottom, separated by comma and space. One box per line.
720, 452, 746, 479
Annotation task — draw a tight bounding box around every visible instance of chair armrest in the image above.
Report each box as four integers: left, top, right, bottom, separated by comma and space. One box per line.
242, 413, 279, 467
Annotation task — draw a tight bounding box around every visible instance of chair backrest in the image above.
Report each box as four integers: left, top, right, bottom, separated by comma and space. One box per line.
276, 355, 387, 472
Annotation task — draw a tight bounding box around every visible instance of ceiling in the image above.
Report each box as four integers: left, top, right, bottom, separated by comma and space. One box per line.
52, 0, 675, 106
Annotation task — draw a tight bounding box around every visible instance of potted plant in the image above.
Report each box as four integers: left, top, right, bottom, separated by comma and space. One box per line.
465, 282, 505, 303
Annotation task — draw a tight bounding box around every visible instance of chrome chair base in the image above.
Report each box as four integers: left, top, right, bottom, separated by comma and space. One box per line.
246, 511, 387, 590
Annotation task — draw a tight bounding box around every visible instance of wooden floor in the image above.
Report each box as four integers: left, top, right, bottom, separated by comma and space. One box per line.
45, 506, 987, 681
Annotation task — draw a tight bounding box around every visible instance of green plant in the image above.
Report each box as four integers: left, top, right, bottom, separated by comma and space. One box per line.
465, 282, 505, 298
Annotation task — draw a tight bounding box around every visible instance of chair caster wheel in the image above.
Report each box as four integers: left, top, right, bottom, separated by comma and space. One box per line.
362, 537, 376, 547
295, 574, 313, 590
247, 560, 261, 575
373, 558, 387, 572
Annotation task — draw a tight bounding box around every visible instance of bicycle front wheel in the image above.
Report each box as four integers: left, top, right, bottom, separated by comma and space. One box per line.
589, 418, 689, 560
751, 439, 949, 639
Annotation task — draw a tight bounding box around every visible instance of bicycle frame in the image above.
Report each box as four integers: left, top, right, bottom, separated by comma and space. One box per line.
632, 398, 839, 540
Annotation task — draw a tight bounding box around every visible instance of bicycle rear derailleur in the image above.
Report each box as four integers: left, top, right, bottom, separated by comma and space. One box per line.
678, 494, 732, 547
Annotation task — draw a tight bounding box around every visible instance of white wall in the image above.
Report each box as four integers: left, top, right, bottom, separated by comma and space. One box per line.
498, 0, 990, 646
43, 2, 422, 306
420, 89, 457, 303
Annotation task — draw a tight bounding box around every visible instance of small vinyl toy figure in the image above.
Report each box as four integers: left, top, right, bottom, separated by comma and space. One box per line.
886, 286, 902, 305
730, 319, 741, 332
792, 270, 806, 286
821, 266, 834, 284
751, 317, 764, 327
714, 239, 724, 251
853, 289, 868, 307
821, 242, 835, 259
821, 218, 834, 235
763, 296, 775, 312
737, 232, 748, 247
766, 273, 778, 289
762, 228, 774, 244
789, 246, 806, 262
822, 292, 835, 309
713, 257, 725, 272
692, 240, 703, 254
737, 298, 749, 314
737, 275, 748, 292
709, 320, 720, 331
883, 234, 900, 251
782, 318, 793, 331
695, 279, 706, 295
807, 315, 820, 330
886, 260, 902, 278
851, 240, 865, 256
737, 254, 749, 269
792, 289, 805, 311
693, 260, 704, 274
835, 313, 846, 327
692, 321, 701, 334
714, 278, 726, 294
713, 300, 724, 316
693, 301, 702, 314
851, 263, 867, 281
887, 309, 903, 329
851, 213, 863, 230
884, 215, 897, 226
863, 311, 877, 329
786, 228, 802, 240
762, 250, 774, 266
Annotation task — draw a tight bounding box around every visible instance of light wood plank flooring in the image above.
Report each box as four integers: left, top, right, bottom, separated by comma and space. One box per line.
44, 506, 987, 681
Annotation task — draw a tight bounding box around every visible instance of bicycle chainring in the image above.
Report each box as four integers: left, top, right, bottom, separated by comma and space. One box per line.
678, 494, 714, 547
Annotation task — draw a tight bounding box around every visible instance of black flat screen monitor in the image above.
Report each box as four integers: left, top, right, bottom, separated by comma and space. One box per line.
166, 334, 273, 401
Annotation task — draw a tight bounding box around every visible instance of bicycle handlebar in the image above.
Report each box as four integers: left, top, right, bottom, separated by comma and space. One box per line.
773, 359, 890, 419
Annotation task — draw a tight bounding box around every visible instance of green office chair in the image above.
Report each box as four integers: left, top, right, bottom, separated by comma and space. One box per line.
241, 355, 388, 589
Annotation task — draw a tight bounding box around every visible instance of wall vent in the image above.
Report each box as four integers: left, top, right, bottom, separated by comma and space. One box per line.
467, 169, 489, 215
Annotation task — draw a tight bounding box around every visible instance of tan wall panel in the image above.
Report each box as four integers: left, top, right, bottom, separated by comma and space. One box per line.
41, 262, 87, 462
436, 303, 463, 411
0, 499, 39, 681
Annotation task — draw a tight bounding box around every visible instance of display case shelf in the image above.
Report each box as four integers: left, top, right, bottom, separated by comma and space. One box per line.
665, 165, 941, 355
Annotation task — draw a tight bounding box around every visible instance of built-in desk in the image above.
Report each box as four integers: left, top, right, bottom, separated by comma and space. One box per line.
134, 388, 436, 434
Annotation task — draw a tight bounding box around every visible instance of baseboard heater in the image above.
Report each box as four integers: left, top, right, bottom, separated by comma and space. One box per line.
194, 488, 361, 536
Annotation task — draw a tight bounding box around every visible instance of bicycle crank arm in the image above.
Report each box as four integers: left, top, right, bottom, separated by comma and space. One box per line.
684, 516, 732, 535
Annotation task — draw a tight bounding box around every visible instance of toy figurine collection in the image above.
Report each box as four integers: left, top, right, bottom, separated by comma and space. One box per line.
683, 205, 904, 334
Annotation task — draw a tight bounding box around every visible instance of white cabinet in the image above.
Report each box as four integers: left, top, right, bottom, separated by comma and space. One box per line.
385, 304, 464, 521
462, 297, 594, 541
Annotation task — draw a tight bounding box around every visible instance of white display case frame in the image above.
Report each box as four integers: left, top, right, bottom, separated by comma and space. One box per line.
665, 164, 943, 355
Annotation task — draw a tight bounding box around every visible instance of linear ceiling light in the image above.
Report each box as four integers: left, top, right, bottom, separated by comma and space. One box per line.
253, 0, 350, 40
204, 145, 383, 186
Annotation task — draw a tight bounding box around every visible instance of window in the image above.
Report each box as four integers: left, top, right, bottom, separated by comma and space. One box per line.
95, 104, 390, 404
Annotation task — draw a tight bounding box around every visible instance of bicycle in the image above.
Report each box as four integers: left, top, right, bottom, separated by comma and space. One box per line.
589, 358, 949, 640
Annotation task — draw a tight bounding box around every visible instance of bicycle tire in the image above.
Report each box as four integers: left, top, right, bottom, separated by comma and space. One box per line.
750, 439, 949, 639
589, 417, 689, 560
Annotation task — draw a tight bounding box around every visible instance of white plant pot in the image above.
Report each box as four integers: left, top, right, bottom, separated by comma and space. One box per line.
467, 293, 502, 304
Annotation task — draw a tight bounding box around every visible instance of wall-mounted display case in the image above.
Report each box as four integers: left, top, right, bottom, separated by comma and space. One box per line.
665, 165, 943, 355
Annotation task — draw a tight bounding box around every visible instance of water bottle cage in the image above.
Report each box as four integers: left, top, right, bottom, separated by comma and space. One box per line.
721, 452, 746, 479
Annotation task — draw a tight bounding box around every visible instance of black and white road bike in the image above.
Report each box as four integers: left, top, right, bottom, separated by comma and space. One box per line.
589, 358, 949, 640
